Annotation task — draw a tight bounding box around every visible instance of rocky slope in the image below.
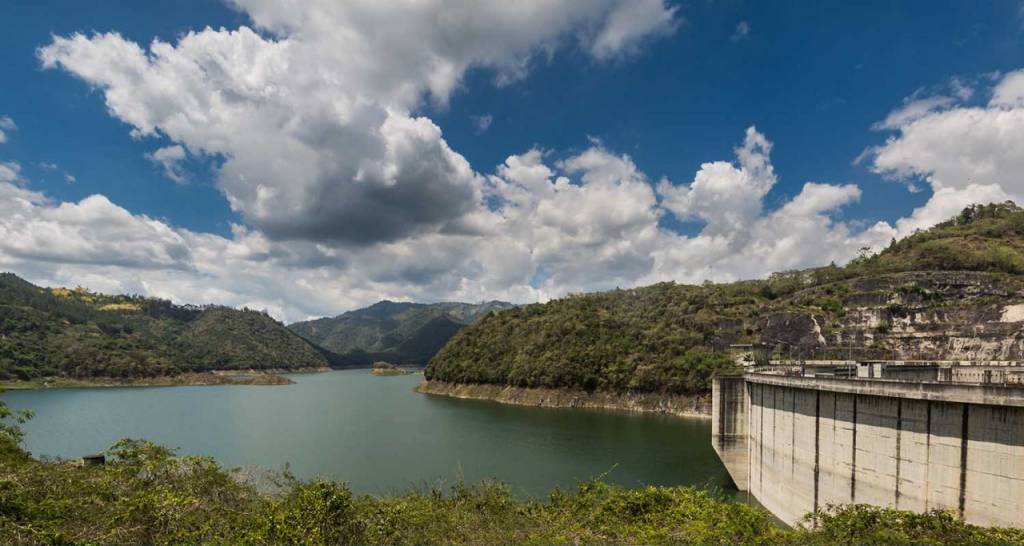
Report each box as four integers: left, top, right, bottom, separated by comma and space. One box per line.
289, 300, 514, 366
759, 270, 1024, 361
426, 202, 1024, 397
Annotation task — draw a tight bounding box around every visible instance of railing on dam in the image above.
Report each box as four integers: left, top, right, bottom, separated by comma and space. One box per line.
712, 371, 1024, 528
749, 360, 1024, 386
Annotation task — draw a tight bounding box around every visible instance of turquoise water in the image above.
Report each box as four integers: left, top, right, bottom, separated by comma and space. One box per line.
2, 370, 735, 497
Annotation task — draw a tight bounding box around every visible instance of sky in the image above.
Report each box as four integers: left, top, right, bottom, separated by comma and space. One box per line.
1, 0, 1024, 322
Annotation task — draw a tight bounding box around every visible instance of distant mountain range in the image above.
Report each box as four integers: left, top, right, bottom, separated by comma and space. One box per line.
0, 273, 328, 381
288, 300, 515, 367
0, 271, 514, 380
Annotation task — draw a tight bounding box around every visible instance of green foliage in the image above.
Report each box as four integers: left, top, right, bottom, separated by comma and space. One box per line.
856, 201, 1024, 275
630, 347, 737, 393
0, 397, 30, 461
289, 300, 515, 366
428, 202, 1024, 394
258, 480, 364, 545
427, 283, 749, 395
532, 481, 782, 545
370, 361, 412, 376
0, 274, 328, 381
794, 504, 1024, 545
2, 438, 1021, 545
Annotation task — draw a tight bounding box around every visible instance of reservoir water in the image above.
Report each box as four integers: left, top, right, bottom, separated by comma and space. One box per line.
2, 369, 735, 498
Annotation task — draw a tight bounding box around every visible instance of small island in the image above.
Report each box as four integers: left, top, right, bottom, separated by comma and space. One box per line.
369, 361, 413, 376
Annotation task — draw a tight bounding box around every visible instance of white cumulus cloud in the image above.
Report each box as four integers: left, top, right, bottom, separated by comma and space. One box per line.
39, 1, 678, 246
658, 126, 776, 235
589, 0, 679, 60
0, 161, 22, 184
146, 144, 187, 183
871, 68, 1024, 199
0, 183, 193, 270
872, 95, 956, 131
0, 124, 897, 322
10, 2, 1019, 323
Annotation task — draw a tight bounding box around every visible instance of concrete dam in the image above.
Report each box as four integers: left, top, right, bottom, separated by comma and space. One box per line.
711, 367, 1024, 528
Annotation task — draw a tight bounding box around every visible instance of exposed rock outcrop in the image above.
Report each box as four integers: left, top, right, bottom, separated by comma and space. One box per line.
758, 271, 1024, 361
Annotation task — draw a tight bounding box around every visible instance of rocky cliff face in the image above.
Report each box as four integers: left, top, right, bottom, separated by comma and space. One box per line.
427, 203, 1024, 395
758, 271, 1024, 361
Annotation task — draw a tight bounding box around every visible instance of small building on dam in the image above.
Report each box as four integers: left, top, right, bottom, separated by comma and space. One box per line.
711, 366, 1024, 528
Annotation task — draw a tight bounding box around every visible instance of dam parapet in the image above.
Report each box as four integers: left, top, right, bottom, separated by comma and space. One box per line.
712, 366, 1024, 528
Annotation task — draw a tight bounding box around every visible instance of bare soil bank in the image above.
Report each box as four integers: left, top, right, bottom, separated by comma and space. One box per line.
415, 380, 711, 418
0, 367, 332, 390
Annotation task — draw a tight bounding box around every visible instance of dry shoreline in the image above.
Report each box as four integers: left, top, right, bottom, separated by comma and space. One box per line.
415, 380, 711, 418
0, 367, 332, 390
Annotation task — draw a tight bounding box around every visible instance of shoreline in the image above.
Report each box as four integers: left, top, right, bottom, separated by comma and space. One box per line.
0, 367, 332, 390
415, 380, 711, 418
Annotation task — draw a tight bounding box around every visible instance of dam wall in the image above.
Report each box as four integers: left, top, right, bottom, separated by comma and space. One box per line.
712, 373, 1024, 528
711, 376, 749, 489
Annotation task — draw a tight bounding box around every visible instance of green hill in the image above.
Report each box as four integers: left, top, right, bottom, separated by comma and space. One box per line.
425, 202, 1024, 395
289, 300, 515, 366
0, 274, 328, 381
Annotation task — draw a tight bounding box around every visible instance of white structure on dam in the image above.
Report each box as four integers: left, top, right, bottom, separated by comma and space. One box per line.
712, 370, 1024, 528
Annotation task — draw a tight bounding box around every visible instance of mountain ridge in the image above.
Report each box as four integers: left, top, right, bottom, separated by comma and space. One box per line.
0, 275, 329, 381
288, 300, 515, 366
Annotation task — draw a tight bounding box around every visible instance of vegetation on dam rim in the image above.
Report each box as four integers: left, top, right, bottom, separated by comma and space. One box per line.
1, 402, 1022, 546
426, 201, 1024, 395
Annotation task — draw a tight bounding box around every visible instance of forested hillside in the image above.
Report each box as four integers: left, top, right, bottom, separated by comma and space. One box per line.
426, 202, 1024, 395
289, 300, 514, 366
0, 275, 327, 380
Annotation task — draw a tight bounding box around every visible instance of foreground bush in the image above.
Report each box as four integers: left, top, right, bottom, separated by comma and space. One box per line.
793, 504, 1024, 545
2, 438, 1024, 545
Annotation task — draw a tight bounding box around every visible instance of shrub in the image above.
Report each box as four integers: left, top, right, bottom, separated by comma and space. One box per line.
3, 433, 1024, 545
